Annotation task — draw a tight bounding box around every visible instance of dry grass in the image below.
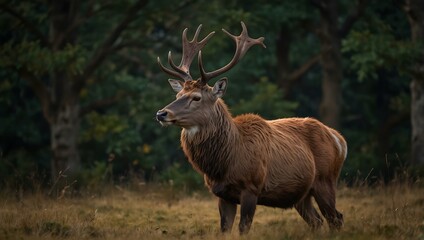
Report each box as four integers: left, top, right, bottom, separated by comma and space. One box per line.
0, 184, 423, 240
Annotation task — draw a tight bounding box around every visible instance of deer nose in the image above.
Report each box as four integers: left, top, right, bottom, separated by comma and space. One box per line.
156, 110, 168, 121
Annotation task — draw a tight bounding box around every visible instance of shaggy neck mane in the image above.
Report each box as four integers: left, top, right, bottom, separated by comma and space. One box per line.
181, 99, 237, 181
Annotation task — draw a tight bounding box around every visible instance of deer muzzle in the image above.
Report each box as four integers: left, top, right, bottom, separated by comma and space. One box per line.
156, 109, 176, 126
156, 110, 168, 122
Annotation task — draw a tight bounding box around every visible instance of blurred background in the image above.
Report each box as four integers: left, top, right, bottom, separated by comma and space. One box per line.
1, 0, 423, 194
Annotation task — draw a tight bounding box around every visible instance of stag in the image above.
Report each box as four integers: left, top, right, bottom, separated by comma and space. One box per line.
156, 22, 347, 234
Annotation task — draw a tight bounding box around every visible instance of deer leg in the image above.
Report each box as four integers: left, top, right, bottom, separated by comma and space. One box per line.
239, 190, 258, 234
295, 193, 324, 230
312, 180, 343, 230
218, 198, 237, 233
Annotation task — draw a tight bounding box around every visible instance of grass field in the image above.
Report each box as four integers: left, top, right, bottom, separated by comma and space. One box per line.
0, 183, 423, 240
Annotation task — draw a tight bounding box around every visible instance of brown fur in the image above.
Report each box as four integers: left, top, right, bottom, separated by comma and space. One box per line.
158, 80, 347, 234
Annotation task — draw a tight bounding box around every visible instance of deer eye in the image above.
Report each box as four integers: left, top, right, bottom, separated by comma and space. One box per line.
192, 96, 201, 101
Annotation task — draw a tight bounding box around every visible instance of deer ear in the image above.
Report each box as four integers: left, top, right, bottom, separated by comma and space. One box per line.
212, 78, 228, 98
168, 79, 184, 93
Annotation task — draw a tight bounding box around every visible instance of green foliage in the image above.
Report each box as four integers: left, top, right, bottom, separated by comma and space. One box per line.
82, 113, 128, 141
81, 112, 137, 155
0, 71, 50, 187
232, 78, 298, 119
79, 161, 111, 190
159, 163, 204, 191
0, 41, 86, 75
338, 3, 415, 182
342, 26, 418, 81
252, 1, 315, 26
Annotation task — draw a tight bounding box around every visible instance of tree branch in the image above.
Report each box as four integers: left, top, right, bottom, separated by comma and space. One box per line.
52, 0, 113, 48
53, 18, 82, 48
18, 68, 52, 123
339, 0, 368, 38
117, 52, 144, 65
79, 92, 126, 116
75, 0, 149, 92
0, 3, 50, 47
288, 54, 321, 83
111, 40, 147, 52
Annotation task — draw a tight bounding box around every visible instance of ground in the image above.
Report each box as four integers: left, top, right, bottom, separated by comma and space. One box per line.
0, 183, 423, 240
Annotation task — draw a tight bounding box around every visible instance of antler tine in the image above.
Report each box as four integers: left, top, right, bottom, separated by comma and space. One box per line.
198, 50, 207, 81
179, 25, 215, 74
192, 24, 202, 42
157, 56, 183, 80
158, 24, 215, 82
167, 51, 191, 81
199, 21, 266, 84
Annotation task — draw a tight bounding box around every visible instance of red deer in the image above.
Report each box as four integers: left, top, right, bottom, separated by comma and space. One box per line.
156, 22, 347, 234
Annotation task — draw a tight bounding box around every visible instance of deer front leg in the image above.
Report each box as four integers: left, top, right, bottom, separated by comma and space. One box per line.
218, 198, 237, 232
239, 190, 258, 234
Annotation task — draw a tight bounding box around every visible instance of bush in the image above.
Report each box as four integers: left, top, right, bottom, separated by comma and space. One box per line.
159, 163, 204, 191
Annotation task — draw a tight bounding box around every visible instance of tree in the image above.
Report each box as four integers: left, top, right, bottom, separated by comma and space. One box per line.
340, 1, 416, 178
0, 0, 148, 181
404, 0, 424, 166
312, 0, 367, 129
273, 3, 320, 98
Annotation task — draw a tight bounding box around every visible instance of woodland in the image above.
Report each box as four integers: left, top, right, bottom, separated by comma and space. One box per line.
0, 0, 423, 193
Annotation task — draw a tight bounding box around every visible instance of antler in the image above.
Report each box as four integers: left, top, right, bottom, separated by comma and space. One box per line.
157, 25, 215, 81
198, 21, 266, 84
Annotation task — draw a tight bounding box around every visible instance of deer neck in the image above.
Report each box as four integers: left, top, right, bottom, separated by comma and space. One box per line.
181, 99, 237, 180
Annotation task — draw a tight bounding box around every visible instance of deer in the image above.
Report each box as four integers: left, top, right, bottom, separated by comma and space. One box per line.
155, 22, 347, 235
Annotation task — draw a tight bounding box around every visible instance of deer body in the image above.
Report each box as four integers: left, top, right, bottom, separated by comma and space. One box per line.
156, 22, 347, 234
182, 102, 316, 206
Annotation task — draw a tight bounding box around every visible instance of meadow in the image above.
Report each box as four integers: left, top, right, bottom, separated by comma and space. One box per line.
0, 182, 423, 240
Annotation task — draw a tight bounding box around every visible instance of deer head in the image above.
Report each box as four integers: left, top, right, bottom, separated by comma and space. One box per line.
156, 22, 266, 129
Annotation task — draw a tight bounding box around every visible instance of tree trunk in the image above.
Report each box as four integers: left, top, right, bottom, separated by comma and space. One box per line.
275, 24, 320, 99
405, 0, 424, 166
2, 0, 148, 184
51, 102, 81, 180
314, 0, 343, 130
276, 25, 291, 95
48, 0, 81, 182
410, 80, 424, 165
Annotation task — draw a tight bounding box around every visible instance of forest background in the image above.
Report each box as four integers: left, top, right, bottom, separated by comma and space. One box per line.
1, 0, 423, 194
